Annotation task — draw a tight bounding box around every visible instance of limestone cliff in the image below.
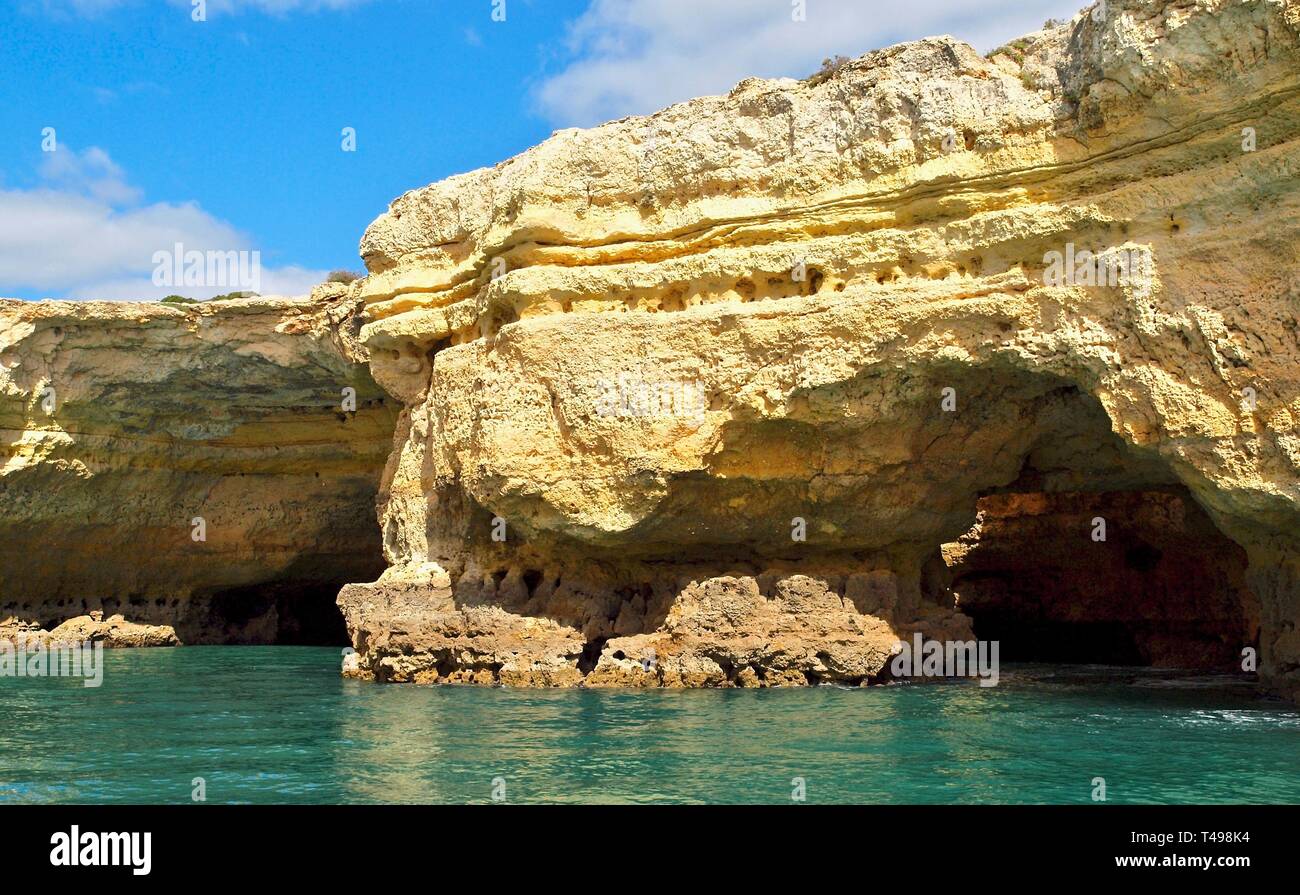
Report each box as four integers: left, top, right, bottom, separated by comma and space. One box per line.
0, 291, 398, 643
340, 0, 1300, 693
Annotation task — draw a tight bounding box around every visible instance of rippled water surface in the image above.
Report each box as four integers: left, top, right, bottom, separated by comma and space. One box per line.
1, 647, 1297, 804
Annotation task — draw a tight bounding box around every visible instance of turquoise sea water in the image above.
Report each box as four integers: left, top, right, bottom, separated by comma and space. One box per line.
0, 646, 1296, 804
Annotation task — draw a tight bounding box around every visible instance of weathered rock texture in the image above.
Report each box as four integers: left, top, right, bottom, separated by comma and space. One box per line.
1, 613, 180, 649
946, 488, 1259, 669
341, 0, 1300, 692
0, 291, 398, 643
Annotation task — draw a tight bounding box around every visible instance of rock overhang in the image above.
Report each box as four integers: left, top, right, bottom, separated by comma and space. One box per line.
338, 0, 1300, 691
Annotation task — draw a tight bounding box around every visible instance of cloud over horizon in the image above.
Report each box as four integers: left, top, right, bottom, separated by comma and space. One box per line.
535, 0, 1087, 127
0, 145, 328, 301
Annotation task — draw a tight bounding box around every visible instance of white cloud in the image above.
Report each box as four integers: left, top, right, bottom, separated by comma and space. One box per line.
0, 147, 329, 301
536, 0, 1087, 127
70, 264, 331, 301
39, 146, 142, 205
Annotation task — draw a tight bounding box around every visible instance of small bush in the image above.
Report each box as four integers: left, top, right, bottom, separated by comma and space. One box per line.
987, 37, 1032, 63
209, 291, 258, 302
804, 55, 852, 86
326, 269, 363, 284
160, 294, 198, 304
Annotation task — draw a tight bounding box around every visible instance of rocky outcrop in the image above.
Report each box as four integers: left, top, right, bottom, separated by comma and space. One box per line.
340, 0, 1300, 692
341, 563, 970, 686
0, 290, 398, 643
1, 613, 180, 648
0, 0, 1295, 690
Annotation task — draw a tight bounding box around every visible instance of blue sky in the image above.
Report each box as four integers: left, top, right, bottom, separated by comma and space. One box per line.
0, 0, 1084, 300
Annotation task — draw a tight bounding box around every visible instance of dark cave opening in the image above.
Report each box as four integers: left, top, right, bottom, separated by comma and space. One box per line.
948, 487, 1259, 670
579, 636, 610, 675
920, 378, 1265, 673
201, 581, 351, 646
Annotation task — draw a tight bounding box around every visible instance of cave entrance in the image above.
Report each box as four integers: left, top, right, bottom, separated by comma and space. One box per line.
933, 380, 1261, 671
946, 486, 1259, 669
195, 550, 386, 646
201, 581, 352, 646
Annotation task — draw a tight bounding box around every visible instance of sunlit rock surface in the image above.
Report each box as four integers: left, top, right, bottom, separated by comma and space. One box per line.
341, 0, 1300, 692
0, 291, 398, 643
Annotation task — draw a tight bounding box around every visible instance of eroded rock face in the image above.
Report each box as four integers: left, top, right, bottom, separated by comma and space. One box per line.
341, 0, 1300, 691
1, 613, 180, 649
0, 291, 399, 643
340, 563, 971, 687
945, 489, 1260, 669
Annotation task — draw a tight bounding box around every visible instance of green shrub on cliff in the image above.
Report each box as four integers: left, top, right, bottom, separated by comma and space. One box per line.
804, 55, 851, 86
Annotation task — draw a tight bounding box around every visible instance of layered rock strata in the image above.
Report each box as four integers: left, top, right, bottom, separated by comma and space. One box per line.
0, 291, 398, 643
341, 0, 1300, 692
